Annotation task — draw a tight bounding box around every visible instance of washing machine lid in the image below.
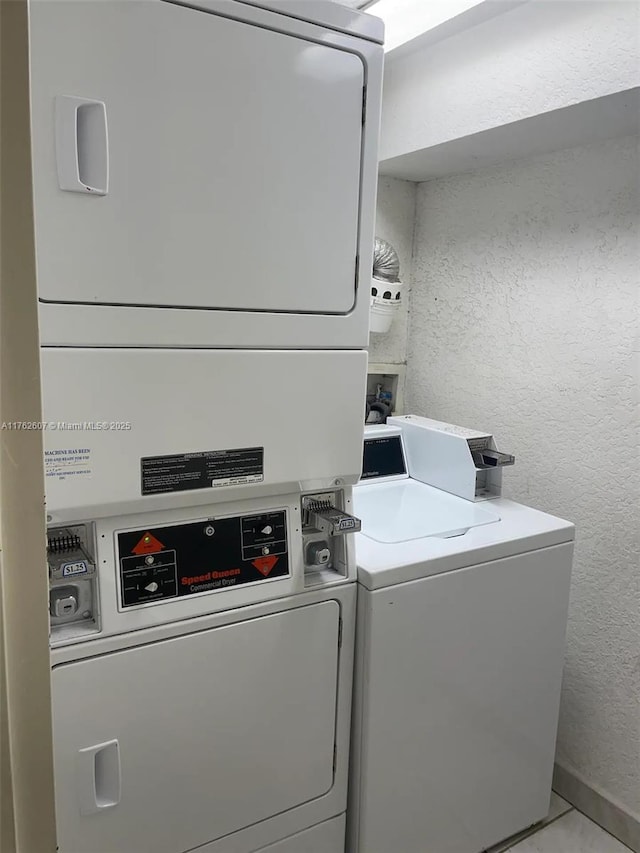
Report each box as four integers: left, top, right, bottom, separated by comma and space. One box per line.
353, 486, 575, 590
354, 479, 499, 543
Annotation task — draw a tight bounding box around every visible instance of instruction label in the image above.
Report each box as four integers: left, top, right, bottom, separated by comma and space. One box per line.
141, 447, 264, 496
44, 448, 92, 480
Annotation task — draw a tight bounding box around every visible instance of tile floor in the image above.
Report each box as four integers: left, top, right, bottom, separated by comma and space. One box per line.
485, 793, 632, 853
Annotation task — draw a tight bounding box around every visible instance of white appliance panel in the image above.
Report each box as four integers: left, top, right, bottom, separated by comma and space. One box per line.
350, 543, 573, 853
256, 814, 345, 853
30, 0, 363, 315
229, 1, 384, 42
41, 348, 367, 520
52, 600, 340, 853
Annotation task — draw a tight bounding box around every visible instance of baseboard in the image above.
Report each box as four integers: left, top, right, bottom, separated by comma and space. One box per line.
553, 762, 640, 852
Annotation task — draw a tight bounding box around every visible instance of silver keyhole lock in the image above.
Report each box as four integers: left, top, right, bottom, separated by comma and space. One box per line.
205, 525, 215, 537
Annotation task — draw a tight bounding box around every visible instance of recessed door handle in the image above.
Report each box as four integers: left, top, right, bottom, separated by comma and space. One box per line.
76, 739, 121, 815
55, 95, 109, 195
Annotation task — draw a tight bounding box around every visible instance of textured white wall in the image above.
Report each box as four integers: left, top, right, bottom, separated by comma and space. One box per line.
405, 135, 640, 817
380, 1, 639, 162
367, 175, 416, 365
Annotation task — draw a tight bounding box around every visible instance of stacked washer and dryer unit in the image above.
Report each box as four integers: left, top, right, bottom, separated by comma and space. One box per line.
29, 2, 383, 851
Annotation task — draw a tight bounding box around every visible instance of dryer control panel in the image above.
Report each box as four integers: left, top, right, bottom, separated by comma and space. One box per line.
117, 511, 289, 608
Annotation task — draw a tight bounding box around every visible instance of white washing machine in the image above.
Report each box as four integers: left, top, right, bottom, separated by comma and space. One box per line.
348, 418, 574, 853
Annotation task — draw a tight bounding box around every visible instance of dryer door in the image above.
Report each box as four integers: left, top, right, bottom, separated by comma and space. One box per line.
51, 600, 340, 853
30, 1, 366, 330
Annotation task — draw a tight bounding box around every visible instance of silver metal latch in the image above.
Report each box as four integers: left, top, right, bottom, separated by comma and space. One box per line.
303, 499, 361, 537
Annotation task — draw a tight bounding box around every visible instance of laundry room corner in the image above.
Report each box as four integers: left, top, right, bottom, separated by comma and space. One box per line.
366, 176, 416, 419
373, 0, 639, 847
367, 175, 416, 368
1, 0, 639, 851
404, 135, 640, 850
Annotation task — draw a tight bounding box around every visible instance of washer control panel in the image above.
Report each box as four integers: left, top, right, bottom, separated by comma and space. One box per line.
117, 511, 288, 608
